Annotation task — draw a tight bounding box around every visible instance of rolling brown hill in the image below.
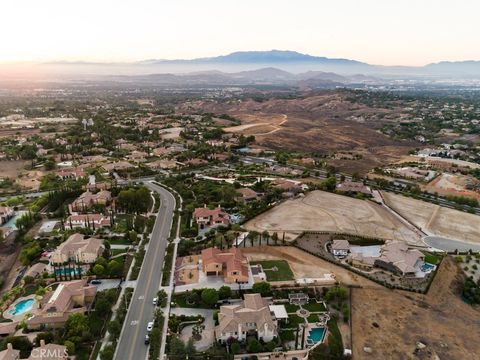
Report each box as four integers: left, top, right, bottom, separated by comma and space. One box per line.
179, 90, 417, 174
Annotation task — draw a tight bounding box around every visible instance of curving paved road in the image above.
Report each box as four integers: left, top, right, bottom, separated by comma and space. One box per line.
114, 182, 175, 360
424, 235, 480, 252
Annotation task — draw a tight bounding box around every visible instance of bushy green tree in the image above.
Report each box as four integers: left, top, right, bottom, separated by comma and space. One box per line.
252, 281, 271, 297
201, 288, 219, 305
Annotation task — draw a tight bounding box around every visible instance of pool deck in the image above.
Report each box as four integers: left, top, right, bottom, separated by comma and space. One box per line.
3, 294, 39, 322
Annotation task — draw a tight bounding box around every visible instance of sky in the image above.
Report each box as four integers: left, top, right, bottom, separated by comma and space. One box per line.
1, 0, 479, 66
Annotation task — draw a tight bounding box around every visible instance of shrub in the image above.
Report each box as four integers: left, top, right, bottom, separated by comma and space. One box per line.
247, 338, 262, 353
252, 281, 271, 297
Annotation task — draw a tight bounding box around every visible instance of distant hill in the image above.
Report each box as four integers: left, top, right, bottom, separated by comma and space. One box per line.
36, 50, 480, 79
425, 60, 480, 75
143, 50, 367, 66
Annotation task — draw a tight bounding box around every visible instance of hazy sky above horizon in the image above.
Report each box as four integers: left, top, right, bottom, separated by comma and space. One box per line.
1, 0, 478, 66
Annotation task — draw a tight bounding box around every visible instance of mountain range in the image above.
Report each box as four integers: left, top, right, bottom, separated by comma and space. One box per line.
11, 50, 480, 82
134, 50, 480, 77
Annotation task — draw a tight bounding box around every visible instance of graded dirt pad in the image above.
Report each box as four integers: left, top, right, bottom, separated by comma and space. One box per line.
179, 91, 416, 174
242, 246, 381, 288
423, 173, 480, 201
244, 190, 421, 245
0, 160, 29, 178
351, 257, 480, 360
382, 191, 480, 244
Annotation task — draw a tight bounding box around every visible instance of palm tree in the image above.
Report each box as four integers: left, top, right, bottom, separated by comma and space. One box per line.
248, 231, 258, 247
262, 231, 269, 246
272, 232, 278, 246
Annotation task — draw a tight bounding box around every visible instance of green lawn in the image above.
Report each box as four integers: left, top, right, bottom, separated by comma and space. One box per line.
284, 303, 300, 313
111, 248, 128, 257
250, 260, 294, 281
307, 314, 318, 323
303, 300, 327, 312
424, 253, 440, 265
108, 237, 132, 245
286, 314, 305, 328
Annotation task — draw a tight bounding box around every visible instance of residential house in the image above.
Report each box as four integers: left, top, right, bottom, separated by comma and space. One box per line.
24, 263, 48, 278
272, 179, 302, 193
0, 206, 14, 225
336, 181, 372, 196
193, 206, 230, 229
102, 161, 136, 173
56, 168, 86, 181
201, 247, 249, 284
70, 191, 111, 212
66, 213, 110, 230
215, 294, 278, 343
127, 150, 148, 163
28, 340, 68, 359
331, 240, 350, 257
374, 242, 424, 276
147, 159, 178, 170
26, 279, 96, 330
86, 181, 111, 192
50, 233, 103, 264
234, 188, 260, 204
0, 343, 19, 360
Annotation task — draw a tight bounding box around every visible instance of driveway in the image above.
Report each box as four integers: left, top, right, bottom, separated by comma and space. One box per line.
174, 266, 254, 293
170, 307, 215, 351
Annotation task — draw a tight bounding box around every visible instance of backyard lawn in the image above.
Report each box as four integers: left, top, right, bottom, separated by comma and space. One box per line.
303, 300, 327, 312
285, 303, 300, 313
286, 313, 305, 328
424, 253, 440, 265
111, 248, 128, 257
250, 260, 294, 281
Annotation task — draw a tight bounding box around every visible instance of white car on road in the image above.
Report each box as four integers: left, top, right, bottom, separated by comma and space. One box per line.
146, 321, 154, 332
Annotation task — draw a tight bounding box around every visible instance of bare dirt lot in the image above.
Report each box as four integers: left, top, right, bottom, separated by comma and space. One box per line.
242, 246, 381, 288
244, 190, 421, 245
0, 160, 28, 178
224, 114, 287, 136
352, 256, 480, 360
382, 191, 480, 244
423, 173, 480, 201
178, 91, 417, 174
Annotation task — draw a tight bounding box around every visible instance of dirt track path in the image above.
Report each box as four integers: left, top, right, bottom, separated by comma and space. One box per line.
224, 114, 288, 136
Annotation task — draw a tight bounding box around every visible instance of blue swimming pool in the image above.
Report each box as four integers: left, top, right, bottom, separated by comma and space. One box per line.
308, 327, 326, 343
421, 263, 436, 272
9, 298, 35, 315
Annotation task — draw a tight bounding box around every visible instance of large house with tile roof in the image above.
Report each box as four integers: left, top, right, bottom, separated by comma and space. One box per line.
193, 206, 230, 229
50, 233, 103, 264
26, 279, 96, 330
201, 247, 249, 284
69, 190, 111, 213
215, 294, 278, 343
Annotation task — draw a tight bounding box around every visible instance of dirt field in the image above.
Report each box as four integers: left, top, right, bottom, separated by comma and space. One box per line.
242, 246, 381, 288
244, 190, 421, 245
351, 256, 480, 359
382, 192, 480, 244
224, 114, 287, 136
0, 160, 29, 178
423, 173, 480, 201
